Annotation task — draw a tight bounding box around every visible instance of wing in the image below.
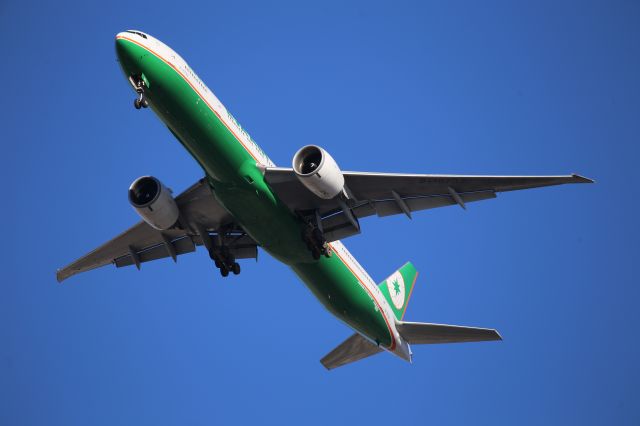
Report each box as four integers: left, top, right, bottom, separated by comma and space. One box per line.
56, 178, 258, 283
396, 321, 502, 344
320, 333, 383, 370
264, 168, 593, 241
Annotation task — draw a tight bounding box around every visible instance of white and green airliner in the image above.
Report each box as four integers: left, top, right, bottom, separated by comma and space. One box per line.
57, 30, 593, 369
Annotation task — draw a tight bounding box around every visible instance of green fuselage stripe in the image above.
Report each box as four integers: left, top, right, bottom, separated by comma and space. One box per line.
116, 36, 396, 350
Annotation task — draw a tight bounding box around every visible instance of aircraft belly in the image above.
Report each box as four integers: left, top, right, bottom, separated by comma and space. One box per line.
214, 178, 393, 347
214, 180, 393, 347
291, 260, 393, 348
214, 179, 392, 347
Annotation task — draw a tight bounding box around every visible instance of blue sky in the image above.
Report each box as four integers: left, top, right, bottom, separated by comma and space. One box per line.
1, 1, 638, 424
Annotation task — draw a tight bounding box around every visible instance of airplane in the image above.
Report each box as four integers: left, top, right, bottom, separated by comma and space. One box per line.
57, 30, 593, 370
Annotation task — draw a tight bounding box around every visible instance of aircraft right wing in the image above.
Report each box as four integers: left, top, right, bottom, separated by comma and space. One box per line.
264, 168, 593, 242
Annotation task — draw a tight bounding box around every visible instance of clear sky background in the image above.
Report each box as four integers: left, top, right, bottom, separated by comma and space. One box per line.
1, 1, 638, 425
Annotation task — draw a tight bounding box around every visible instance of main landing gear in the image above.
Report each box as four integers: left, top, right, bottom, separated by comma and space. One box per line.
209, 246, 241, 277
302, 223, 332, 261
131, 75, 149, 109
196, 223, 243, 279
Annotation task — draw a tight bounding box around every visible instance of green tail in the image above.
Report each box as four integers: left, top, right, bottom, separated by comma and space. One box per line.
378, 261, 419, 320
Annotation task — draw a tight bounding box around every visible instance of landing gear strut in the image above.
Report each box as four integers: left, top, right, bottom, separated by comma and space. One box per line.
131, 75, 149, 109
196, 223, 244, 279
302, 223, 332, 260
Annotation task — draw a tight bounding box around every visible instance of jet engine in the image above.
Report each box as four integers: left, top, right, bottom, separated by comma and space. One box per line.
292, 145, 345, 199
128, 176, 179, 230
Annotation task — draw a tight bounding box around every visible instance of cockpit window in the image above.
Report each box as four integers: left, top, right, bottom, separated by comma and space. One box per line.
125, 30, 147, 39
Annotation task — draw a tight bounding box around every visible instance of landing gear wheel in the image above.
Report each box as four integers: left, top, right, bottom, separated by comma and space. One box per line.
134, 98, 141, 109
141, 98, 149, 108
231, 262, 241, 275
214, 259, 222, 269
220, 267, 229, 277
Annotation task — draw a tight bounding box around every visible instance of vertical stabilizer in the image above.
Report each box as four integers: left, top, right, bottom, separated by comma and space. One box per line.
378, 262, 418, 320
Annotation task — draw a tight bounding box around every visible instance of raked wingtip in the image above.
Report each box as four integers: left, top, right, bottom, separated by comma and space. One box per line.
571, 174, 595, 184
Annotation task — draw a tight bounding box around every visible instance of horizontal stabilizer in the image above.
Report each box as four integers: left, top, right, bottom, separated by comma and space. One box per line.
321, 333, 383, 370
396, 321, 502, 344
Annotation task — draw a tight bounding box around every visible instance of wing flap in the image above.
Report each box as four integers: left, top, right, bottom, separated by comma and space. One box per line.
112, 234, 257, 269
114, 234, 197, 268
396, 321, 502, 344
369, 190, 496, 217
320, 333, 383, 370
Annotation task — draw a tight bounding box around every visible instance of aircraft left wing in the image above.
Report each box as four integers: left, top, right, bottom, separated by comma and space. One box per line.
56, 178, 258, 282
264, 168, 593, 241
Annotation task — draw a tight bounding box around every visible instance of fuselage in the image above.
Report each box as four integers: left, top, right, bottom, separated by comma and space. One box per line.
114, 30, 411, 361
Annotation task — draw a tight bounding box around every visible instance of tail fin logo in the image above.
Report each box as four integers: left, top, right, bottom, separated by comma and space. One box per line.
386, 271, 406, 310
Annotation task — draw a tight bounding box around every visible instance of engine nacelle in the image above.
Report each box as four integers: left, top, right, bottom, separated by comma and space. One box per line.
128, 176, 179, 230
292, 145, 345, 199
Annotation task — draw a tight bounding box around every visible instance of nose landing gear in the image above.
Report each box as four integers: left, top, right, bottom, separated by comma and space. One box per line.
134, 95, 148, 110
130, 75, 149, 109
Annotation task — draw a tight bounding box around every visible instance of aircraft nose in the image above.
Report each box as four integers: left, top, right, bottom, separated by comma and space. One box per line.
115, 32, 141, 75
115, 32, 132, 61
